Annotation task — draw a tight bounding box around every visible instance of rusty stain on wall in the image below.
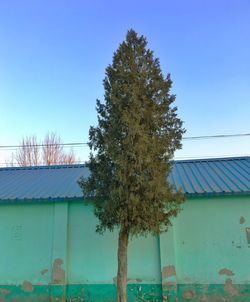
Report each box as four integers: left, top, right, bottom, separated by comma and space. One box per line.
0, 288, 11, 295
246, 228, 250, 244
41, 269, 48, 276
21, 281, 34, 293
162, 281, 177, 292
51, 258, 65, 284
162, 265, 176, 279
127, 278, 143, 283
183, 289, 195, 299
114, 276, 143, 286
218, 268, 234, 276
224, 278, 240, 296
240, 216, 246, 224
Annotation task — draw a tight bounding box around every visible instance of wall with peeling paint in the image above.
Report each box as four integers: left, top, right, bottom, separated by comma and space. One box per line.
0, 204, 54, 285
67, 203, 161, 284
0, 195, 250, 301
174, 196, 250, 285
163, 195, 250, 302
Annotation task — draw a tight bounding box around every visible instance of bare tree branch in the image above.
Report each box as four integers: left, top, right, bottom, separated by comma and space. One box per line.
15, 136, 40, 166
60, 148, 77, 164
42, 132, 64, 165
10, 132, 78, 167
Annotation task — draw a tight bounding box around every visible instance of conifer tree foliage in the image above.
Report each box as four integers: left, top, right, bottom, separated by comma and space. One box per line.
79, 29, 185, 302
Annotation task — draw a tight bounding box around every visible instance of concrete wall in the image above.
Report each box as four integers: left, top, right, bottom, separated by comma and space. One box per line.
0, 195, 249, 301
172, 195, 250, 301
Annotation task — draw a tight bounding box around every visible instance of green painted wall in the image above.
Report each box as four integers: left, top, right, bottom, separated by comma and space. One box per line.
0, 195, 249, 301
172, 195, 250, 302
0, 204, 54, 284
67, 203, 161, 284
175, 196, 250, 284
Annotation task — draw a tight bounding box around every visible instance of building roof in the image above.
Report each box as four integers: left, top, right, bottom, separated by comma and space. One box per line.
0, 157, 249, 203
170, 157, 250, 196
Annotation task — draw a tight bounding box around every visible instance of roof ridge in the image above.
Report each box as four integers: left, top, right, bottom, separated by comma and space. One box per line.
0, 156, 249, 171
174, 156, 250, 164
0, 164, 86, 171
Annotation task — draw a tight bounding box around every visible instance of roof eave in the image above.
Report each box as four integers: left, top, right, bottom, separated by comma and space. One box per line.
186, 191, 250, 199
0, 196, 84, 204
1, 192, 250, 204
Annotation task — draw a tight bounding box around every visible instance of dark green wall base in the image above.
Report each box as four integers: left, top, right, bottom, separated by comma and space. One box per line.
0, 284, 162, 302
1, 283, 250, 302
176, 283, 250, 302
69, 284, 162, 301
0, 284, 50, 302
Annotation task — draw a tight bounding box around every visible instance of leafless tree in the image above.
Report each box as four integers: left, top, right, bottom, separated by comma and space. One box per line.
10, 132, 78, 166
60, 148, 76, 164
42, 132, 64, 165
15, 135, 40, 166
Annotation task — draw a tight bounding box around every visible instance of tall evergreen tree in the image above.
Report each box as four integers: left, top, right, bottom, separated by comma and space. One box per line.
79, 30, 185, 302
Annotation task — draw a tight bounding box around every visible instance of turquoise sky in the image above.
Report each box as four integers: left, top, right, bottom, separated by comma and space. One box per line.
0, 0, 250, 164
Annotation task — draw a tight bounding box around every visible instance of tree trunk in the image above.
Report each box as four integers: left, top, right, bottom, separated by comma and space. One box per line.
117, 228, 129, 302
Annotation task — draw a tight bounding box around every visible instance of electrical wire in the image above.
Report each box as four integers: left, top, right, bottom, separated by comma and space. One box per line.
0, 133, 249, 150
182, 133, 250, 140
0, 133, 249, 166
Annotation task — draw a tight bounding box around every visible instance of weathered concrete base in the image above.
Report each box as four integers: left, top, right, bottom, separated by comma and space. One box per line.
0, 285, 50, 302
170, 283, 250, 302
0, 284, 162, 302
1, 283, 250, 301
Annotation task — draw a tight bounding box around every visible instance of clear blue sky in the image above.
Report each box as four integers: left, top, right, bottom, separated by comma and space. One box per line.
0, 0, 250, 164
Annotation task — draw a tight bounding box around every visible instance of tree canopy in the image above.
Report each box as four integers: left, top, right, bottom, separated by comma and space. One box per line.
80, 29, 185, 236
79, 29, 185, 302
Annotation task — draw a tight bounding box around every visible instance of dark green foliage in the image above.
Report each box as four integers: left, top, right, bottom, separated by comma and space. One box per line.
79, 30, 185, 237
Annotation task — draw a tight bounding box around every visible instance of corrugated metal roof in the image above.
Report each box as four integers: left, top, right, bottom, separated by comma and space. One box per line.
0, 165, 89, 203
170, 157, 250, 196
0, 157, 249, 203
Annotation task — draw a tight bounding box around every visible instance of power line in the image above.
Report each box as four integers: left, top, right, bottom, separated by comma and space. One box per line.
0, 161, 86, 166
182, 133, 250, 140
0, 144, 88, 152
0, 133, 249, 150
0, 142, 88, 149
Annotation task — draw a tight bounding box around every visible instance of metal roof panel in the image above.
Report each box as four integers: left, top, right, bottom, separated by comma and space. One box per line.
0, 157, 249, 202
